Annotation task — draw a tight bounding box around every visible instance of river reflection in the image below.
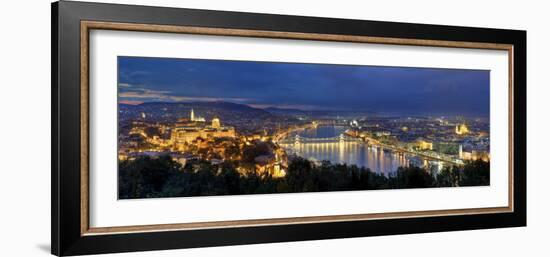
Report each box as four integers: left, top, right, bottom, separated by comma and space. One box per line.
283, 126, 410, 175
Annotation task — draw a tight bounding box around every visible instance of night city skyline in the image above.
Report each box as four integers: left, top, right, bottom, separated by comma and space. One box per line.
117, 55, 491, 199
118, 56, 490, 117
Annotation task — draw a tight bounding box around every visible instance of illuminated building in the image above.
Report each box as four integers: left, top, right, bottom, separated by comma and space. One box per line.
211, 117, 221, 129
414, 138, 433, 150
455, 123, 470, 135
375, 131, 391, 137
253, 154, 285, 177
189, 108, 206, 122
273, 163, 284, 177
170, 111, 236, 150
460, 150, 490, 162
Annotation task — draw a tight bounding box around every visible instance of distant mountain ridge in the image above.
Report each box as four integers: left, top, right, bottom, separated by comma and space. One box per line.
120, 101, 273, 120
119, 101, 376, 117
263, 107, 320, 116
264, 106, 376, 117
121, 101, 253, 110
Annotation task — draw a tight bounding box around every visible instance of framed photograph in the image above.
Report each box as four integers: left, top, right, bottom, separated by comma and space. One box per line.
52, 1, 526, 256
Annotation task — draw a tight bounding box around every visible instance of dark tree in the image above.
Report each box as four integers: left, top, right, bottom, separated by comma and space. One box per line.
391, 166, 435, 188
119, 155, 181, 199
459, 159, 490, 186
118, 155, 490, 198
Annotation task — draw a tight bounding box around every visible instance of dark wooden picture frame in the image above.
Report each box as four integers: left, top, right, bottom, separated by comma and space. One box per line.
52, 1, 526, 256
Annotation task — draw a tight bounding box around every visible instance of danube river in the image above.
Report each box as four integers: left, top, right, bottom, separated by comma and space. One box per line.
282, 125, 410, 175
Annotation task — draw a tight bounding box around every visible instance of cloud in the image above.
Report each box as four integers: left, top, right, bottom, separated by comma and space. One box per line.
118, 83, 170, 96
118, 83, 252, 103
118, 91, 168, 99
119, 100, 143, 105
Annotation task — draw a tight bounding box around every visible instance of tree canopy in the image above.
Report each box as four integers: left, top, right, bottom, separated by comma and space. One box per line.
119, 156, 490, 199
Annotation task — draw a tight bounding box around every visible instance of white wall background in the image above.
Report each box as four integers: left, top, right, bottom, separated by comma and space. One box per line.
0, 0, 547, 256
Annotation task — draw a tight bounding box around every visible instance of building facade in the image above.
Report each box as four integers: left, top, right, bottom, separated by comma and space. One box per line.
171, 110, 236, 150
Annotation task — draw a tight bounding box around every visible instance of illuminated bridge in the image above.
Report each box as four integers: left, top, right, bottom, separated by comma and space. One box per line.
278, 134, 362, 145
277, 134, 463, 166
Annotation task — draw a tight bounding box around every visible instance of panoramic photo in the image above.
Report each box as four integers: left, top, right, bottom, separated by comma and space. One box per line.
117, 56, 491, 199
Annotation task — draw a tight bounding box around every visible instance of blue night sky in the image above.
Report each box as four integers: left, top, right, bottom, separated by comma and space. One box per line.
118, 56, 490, 116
